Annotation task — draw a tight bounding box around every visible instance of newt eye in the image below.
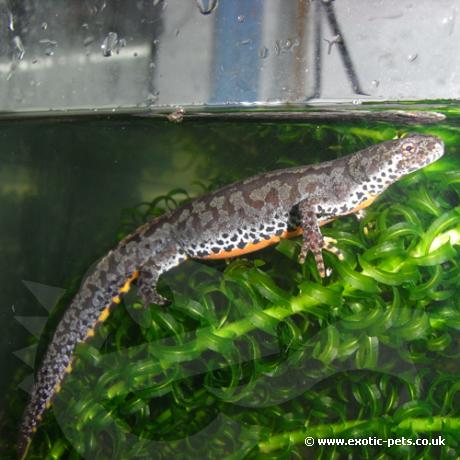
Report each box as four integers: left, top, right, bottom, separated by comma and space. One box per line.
402, 142, 417, 155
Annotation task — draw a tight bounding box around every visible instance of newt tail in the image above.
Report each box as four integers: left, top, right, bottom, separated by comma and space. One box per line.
18, 133, 444, 458
18, 214, 185, 459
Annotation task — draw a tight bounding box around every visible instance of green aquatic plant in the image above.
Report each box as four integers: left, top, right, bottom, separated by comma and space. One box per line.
14, 122, 460, 459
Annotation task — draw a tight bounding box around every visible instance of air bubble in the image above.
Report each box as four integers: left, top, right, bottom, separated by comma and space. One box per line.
40, 39, 58, 56
8, 10, 14, 31
13, 36, 25, 61
196, 0, 218, 15
101, 32, 122, 57
238, 39, 251, 46
259, 46, 269, 59
274, 38, 300, 55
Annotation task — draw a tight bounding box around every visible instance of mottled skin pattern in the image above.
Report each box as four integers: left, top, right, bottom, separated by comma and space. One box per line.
18, 134, 444, 459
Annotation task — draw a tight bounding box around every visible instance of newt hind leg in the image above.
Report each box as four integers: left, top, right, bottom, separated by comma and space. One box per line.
137, 266, 169, 306
137, 243, 188, 306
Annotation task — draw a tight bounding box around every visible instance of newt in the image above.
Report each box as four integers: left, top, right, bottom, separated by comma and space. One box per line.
18, 133, 444, 458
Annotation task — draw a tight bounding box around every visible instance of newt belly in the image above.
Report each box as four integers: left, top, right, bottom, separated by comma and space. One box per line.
200, 195, 376, 261
202, 228, 303, 259
18, 134, 444, 459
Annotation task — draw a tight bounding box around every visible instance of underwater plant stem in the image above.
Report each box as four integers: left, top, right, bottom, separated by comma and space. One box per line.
213, 294, 317, 339
398, 416, 460, 432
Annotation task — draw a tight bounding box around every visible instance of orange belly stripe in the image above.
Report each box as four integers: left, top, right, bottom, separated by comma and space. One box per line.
201, 228, 303, 260
350, 194, 378, 213
97, 307, 111, 322
119, 271, 139, 293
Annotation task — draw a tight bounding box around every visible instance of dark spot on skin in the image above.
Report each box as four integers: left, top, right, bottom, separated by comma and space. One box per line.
191, 243, 197, 249
266, 226, 275, 232
222, 233, 229, 238
217, 240, 224, 245
238, 228, 244, 235
230, 235, 238, 242
252, 239, 260, 244
211, 247, 220, 254
197, 250, 208, 257
356, 191, 364, 199
340, 205, 348, 213
275, 229, 284, 236
249, 233, 256, 239
237, 242, 246, 249
262, 234, 271, 240
224, 245, 234, 251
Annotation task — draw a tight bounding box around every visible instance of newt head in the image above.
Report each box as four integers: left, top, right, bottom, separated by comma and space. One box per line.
392, 133, 445, 175
347, 133, 444, 188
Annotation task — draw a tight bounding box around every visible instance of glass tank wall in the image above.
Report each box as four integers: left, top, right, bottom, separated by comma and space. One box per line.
0, 0, 459, 113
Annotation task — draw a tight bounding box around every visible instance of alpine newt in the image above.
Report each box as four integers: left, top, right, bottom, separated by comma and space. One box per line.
18, 133, 444, 458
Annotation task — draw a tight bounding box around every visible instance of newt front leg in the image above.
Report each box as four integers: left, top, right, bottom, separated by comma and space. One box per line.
297, 200, 344, 277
